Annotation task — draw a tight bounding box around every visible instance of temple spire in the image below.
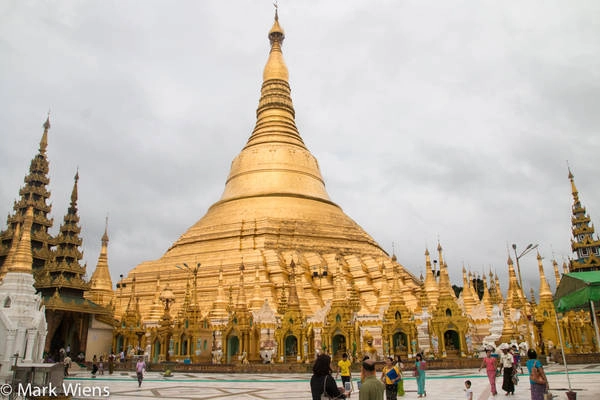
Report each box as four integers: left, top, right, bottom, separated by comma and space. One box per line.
461, 267, 477, 313
423, 248, 439, 309
244, 9, 301, 149
1, 220, 21, 279
38, 171, 88, 295
8, 207, 34, 274
552, 259, 561, 287
250, 262, 264, 310
506, 255, 523, 308
481, 274, 493, 315
210, 265, 228, 320
40, 113, 50, 154
236, 262, 247, 308
287, 260, 301, 309
86, 217, 114, 307
0, 115, 54, 276
568, 167, 600, 271
537, 252, 554, 303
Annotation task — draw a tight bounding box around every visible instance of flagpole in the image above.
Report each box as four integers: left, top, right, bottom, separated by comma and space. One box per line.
553, 309, 572, 392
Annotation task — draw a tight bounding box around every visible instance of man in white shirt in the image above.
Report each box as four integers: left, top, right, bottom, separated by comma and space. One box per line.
500, 345, 515, 395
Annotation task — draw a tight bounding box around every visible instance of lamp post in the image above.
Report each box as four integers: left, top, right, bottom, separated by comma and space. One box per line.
176, 262, 201, 358
176, 262, 201, 306
118, 274, 124, 311
512, 243, 538, 290
311, 265, 328, 289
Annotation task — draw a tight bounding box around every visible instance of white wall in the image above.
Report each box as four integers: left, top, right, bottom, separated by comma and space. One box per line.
85, 317, 114, 361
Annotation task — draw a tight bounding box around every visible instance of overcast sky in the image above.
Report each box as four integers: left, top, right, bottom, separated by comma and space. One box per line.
1, 1, 598, 297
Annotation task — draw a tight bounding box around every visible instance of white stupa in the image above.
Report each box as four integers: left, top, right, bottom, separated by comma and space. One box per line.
0, 207, 47, 380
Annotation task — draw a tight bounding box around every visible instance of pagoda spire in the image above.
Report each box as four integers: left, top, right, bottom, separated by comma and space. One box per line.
250, 262, 264, 310
481, 274, 493, 315
147, 273, 164, 323
0, 219, 21, 279
40, 113, 50, 154
246, 6, 302, 148
236, 262, 248, 308
488, 270, 503, 304
437, 241, 445, 272
553, 259, 561, 286
376, 260, 392, 310
568, 167, 600, 272
216, 9, 334, 207
437, 260, 455, 300
86, 217, 115, 307
287, 260, 301, 310
8, 207, 34, 274
423, 248, 439, 309
210, 265, 228, 320
38, 171, 88, 295
0, 115, 54, 275
506, 255, 524, 308
468, 271, 481, 305
461, 267, 477, 314
537, 252, 554, 304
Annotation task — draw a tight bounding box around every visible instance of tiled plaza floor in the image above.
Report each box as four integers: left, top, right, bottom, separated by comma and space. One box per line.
60, 362, 600, 400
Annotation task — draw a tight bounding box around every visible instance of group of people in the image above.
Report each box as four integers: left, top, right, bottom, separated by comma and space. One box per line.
478, 344, 521, 396
479, 345, 549, 400
310, 352, 427, 400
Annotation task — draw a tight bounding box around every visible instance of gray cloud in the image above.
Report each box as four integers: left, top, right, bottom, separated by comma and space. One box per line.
1, 1, 598, 297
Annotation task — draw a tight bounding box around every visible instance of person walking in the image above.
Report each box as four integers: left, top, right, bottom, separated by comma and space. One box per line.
381, 356, 401, 400
526, 349, 548, 400
337, 353, 352, 389
478, 348, 498, 396
500, 344, 515, 395
310, 353, 347, 400
136, 358, 146, 388
360, 358, 385, 400
414, 353, 427, 398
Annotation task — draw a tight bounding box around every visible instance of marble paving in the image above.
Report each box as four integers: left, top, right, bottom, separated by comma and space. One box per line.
58, 362, 600, 400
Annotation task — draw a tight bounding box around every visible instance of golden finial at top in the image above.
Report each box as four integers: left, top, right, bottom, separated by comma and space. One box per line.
269, 2, 284, 45
43, 110, 51, 130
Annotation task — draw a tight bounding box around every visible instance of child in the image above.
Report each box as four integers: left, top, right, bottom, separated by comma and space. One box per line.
464, 380, 473, 400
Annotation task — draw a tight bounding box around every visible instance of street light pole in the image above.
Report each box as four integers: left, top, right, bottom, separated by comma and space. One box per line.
176, 262, 201, 303
512, 243, 538, 291
118, 274, 124, 311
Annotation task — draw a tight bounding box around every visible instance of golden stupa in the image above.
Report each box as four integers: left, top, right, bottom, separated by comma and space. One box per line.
120, 10, 421, 327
